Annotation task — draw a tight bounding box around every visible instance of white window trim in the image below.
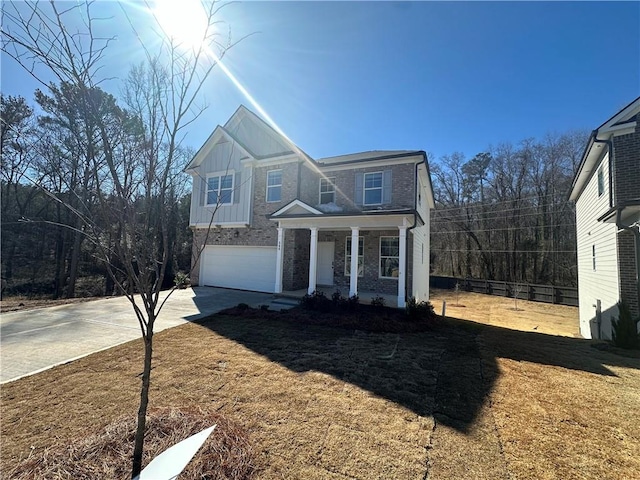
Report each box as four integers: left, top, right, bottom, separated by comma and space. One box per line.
319, 177, 336, 204
206, 170, 235, 207
597, 166, 604, 197
266, 169, 282, 203
364, 171, 383, 206
345, 236, 364, 277
379, 236, 400, 280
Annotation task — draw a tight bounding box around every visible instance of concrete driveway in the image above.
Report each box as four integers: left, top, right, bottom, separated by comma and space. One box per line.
0, 287, 273, 383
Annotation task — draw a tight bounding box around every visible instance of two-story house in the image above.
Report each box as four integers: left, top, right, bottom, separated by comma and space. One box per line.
569, 97, 640, 339
186, 106, 434, 307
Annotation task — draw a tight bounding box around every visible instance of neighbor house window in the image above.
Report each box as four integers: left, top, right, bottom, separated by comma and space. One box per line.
345, 236, 364, 277
380, 236, 400, 278
319, 177, 336, 204
364, 172, 383, 205
597, 167, 604, 197
207, 173, 234, 206
266, 170, 282, 202
592, 245, 596, 271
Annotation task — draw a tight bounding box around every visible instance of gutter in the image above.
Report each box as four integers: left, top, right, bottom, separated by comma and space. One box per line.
318, 150, 424, 167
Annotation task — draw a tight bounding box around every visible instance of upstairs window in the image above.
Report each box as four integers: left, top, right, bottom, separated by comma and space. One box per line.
597, 167, 604, 197
207, 173, 234, 206
345, 236, 364, 277
266, 170, 282, 202
319, 177, 336, 204
364, 172, 383, 205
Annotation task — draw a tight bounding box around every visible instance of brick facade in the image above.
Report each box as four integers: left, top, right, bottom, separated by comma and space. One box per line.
299, 163, 416, 212
316, 229, 413, 296
613, 124, 640, 318
613, 127, 640, 205
617, 230, 639, 317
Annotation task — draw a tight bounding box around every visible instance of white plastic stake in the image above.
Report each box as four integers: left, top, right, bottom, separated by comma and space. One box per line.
134, 424, 216, 480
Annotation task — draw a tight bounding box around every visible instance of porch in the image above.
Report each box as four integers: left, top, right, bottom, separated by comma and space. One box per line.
277, 286, 399, 308
271, 205, 420, 308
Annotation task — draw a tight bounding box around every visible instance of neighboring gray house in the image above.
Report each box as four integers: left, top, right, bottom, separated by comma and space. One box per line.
570, 97, 640, 339
186, 105, 434, 307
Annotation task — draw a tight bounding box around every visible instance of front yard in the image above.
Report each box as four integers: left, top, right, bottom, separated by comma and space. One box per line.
1, 291, 639, 478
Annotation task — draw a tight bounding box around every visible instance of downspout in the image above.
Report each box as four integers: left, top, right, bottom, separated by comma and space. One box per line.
405, 151, 428, 302
616, 208, 640, 317
592, 133, 614, 208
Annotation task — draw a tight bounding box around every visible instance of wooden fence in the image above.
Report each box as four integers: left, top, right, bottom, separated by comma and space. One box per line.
430, 276, 579, 307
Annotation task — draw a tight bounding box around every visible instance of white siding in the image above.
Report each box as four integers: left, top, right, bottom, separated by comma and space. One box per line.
412, 165, 431, 302
412, 224, 430, 302
575, 152, 619, 339
189, 139, 252, 226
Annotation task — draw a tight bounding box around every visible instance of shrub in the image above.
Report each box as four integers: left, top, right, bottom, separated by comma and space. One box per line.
405, 297, 438, 325
612, 300, 640, 349
259, 304, 269, 311
236, 302, 250, 311
300, 290, 332, 312
346, 294, 359, 311
370, 295, 386, 308
331, 289, 343, 305
173, 271, 190, 289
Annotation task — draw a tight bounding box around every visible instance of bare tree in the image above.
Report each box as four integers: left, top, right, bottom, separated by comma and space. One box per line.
2, 1, 235, 475
430, 131, 587, 287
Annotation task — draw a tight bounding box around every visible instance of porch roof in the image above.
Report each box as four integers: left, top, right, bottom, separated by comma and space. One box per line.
269, 208, 422, 230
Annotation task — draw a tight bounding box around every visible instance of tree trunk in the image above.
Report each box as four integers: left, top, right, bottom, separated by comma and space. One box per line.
131, 328, 153, 478
65, 226, 83, 298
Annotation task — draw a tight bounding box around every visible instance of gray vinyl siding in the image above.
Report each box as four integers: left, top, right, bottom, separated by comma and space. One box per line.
575, 152, 619, 339
189, 140, 252, 226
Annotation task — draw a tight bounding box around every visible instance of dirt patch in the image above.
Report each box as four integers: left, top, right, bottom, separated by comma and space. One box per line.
431, 288, 581, 337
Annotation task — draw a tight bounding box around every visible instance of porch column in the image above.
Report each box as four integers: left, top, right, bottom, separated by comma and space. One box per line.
308, 227, 318, 294
349, 227, 359, 297
275, 227, 285, 293
398, 226, 407, 308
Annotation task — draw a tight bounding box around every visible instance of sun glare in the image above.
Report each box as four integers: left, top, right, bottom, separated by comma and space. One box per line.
153, 0, 209, 50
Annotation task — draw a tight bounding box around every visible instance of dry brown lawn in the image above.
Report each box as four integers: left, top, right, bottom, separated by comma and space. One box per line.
2, 290, 639, 479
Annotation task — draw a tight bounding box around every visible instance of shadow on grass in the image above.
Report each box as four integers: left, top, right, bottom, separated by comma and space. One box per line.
194, 301, 639, 436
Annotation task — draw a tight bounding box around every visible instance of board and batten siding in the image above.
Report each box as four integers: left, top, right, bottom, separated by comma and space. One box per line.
226, 115, 291, 158
575, 152, 619, 339
189, 139, 252, 226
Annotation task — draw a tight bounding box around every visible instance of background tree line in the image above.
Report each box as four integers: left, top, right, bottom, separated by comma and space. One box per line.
429, 131, 588, 287
1, 91, 193, 299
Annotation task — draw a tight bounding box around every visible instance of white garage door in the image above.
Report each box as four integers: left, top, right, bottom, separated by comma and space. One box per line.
200, 245, 277, 293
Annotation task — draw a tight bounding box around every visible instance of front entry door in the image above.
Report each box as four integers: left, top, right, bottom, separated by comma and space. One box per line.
317, 242, 335, 285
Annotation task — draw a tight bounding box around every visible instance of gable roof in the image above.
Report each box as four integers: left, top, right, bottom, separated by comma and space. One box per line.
569, 97, 640, 201
270, 199, 323, 217
186, 105, 315, 170
225, 105, 315, 163
184, 125, 253, 171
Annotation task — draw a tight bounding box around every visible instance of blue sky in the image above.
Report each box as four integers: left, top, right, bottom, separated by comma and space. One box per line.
2, 1, 639, 162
